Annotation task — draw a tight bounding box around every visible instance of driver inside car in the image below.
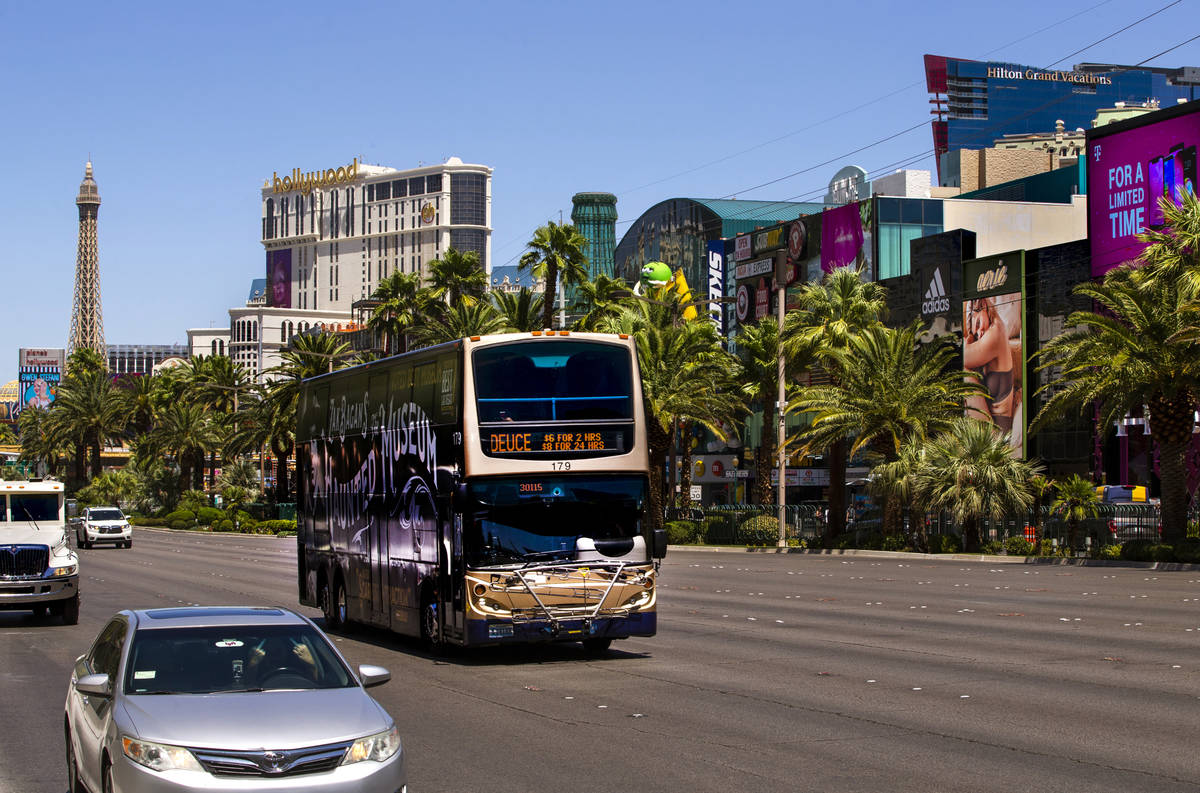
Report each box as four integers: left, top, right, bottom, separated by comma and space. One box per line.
245, 636, 317, 685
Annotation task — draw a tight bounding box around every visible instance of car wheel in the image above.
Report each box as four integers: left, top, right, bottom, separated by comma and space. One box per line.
324, 578, 346, 631
61, 594, 80, 625
124, 540, 133, 549
581, 637, 612, 655
421, 593, 443, 653
65, 724, 84, 793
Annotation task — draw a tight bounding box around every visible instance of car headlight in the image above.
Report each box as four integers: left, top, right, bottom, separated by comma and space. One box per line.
122, 736, 203, 772
342, 726, 401, 765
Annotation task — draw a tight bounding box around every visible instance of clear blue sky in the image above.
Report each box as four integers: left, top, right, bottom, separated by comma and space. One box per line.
0, 0, 1194, 368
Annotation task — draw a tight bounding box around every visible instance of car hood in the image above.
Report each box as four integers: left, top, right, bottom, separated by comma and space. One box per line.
1, 524, 66, 547
86, 520, 128, 527
120, 688, 391, 749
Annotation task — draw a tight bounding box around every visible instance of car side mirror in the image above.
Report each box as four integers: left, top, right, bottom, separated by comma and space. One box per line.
75, 673, 111, 698
652, 528, 668, 559
358, 664, 391, 688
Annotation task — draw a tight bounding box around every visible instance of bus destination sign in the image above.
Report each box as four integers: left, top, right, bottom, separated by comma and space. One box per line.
484, 428, 627, 456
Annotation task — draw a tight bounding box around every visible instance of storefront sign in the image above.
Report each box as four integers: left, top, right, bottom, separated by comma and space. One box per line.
734, 235, 752, 261
736, 284, 750, 323
753, 226, 786, 256
707, 240, 726, 336
735, 256, 774, 280
755, 278, 769, 319
19, 348, 65, 368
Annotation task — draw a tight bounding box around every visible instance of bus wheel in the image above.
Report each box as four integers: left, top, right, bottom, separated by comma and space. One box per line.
323, 579, 344, 631
581, 637, 612, 655
421, 595, 443, 654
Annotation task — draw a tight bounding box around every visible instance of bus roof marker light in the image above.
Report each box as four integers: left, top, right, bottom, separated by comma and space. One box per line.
470, 336, 481, 341
559, 331, 569, 336
546, 330, 556, 336
532, 331, 542, 336
619, 334, 629, 339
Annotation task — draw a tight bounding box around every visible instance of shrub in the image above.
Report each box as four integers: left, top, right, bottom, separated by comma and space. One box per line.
1036, 539, 1060, 557
1174, 539, 1200, 563
882, 534, 910, 552
737, 515, 780, 546
164, 509, 196, 531
179, 490, 210, 513
196, 506, 223, 526
703, 515, 732, 544
1004, 537, 1035, 556
928, 534, 962, 554
232, 510, 258, 533
665, 520, 702, 545
213, 518, 234, 532
135, 516, 165, 527
1096, 543, 1123, 560
981, 540, 1003, 555
256, 519, 297, 535
1121, 540, 1157, 562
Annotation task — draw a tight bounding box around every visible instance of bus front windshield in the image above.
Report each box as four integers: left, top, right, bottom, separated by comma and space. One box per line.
465, 475, 645, 567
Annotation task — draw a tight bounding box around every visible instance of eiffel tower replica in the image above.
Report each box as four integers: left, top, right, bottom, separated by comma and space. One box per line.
68, 161, 105, 366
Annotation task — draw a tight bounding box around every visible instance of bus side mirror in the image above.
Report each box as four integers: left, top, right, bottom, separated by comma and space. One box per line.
652, 528, 668, 559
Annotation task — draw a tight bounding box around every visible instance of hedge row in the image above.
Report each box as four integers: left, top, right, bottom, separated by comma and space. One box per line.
133, 512, 296, 536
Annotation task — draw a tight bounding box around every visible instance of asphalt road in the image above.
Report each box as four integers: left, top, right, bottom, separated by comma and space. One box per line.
3, 530, 1200, 793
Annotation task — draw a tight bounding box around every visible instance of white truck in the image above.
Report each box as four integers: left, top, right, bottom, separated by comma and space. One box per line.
0, 479, 80, 623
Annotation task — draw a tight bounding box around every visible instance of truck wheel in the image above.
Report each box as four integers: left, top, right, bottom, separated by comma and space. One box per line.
61, 594, 80, 625
581, 637, 612, 655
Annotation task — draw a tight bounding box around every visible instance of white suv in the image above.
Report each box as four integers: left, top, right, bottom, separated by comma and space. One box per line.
77, 506, 132, 549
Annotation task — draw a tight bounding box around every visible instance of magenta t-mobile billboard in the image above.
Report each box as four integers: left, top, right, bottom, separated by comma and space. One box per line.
1088, 102, 1200, 277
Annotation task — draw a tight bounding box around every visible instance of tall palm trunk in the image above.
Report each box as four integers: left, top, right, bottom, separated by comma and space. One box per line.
754, 405, 776, 505
680, 420, 695, 514
541, 264, 559, 330
646, 418, 671, 532
88, 430, 102, 482
962, 515, 982, 553
827, 439, 847, 543
1150, 392, 1194, 545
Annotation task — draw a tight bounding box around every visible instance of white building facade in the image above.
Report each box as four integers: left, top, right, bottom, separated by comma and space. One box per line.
261, 155, 492, 312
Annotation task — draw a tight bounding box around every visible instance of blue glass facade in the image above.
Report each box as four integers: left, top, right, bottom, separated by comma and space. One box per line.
926, 54, 1198, 177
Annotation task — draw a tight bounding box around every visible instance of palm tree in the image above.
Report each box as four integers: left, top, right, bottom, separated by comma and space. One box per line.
368, 271, 427, 355
572, 274, 632, 331
17, 406, 67, 478
784, 267, 888, 540
1027, 474, 1055, 547
911, 417, 1043, 552
491, 287, 545, 333
1033, 266, 1200, 545
735, 316, 815, 505
185, 355, 251, 490
1050, 474, 1100, 551
427, 247, 488, 307
792, 321, 976, 536
519, 221, 590, 330
53, 367, 128, 484
413, 300, 506, 346
145, 403, 220, 492
600, 298, 741, 529
261, 332, 353, 501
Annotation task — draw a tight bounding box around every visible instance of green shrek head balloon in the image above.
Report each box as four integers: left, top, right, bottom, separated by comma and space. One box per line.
640, 261, 673, 289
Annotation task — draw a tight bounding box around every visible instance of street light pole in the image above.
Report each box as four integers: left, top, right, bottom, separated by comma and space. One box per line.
776, 269, 787, 548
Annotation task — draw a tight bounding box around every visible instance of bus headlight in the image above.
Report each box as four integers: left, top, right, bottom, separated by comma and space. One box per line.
50, 564, 77, 577
342, 726, 401, 765
622, 589, 653, 609
475, 597, 510, 615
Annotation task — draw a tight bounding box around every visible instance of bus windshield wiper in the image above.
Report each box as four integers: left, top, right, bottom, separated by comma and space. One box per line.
521, 549, 574, 563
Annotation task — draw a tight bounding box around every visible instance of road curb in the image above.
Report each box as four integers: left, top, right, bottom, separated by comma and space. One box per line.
666, 545, 1200, 570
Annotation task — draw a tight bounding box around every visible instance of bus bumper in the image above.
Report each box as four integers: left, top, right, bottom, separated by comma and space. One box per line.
466, 611, 656, 646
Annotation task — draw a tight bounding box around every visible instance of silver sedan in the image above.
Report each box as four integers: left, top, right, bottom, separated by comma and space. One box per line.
64, 606, 406, 792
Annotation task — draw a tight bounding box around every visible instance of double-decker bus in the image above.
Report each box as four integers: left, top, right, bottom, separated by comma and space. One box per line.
296, 331, 665, 651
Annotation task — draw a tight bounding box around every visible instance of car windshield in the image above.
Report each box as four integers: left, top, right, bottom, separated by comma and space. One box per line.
10, 494, 58, 522
124, 625, 354, 694
88, 508, 124, 521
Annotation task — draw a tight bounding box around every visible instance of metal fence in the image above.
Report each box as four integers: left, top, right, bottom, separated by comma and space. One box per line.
665, 502, 1175, 550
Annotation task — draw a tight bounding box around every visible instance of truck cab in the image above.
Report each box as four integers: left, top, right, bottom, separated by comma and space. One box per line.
0, 479, 79, 623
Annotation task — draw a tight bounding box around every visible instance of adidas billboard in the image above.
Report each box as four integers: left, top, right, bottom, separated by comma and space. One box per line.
921, 268, 950, 315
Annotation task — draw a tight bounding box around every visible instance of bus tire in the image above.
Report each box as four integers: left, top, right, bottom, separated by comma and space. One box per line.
581, 637, 612, 655
421, 592, 443, 654
323, 577, 345, 631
